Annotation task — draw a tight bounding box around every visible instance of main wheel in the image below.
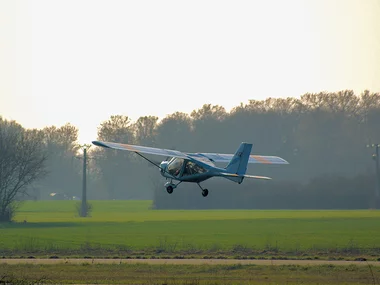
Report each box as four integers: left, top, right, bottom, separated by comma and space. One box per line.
166, 185, 174, 194
202, 189, 209, 197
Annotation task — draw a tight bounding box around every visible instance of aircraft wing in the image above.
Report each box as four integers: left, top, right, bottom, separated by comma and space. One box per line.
197, 153, 289, 164
92, 141, 188, 159
93, 141, 289, 165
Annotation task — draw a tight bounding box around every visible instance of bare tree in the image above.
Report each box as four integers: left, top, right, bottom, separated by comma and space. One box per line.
0, 118, 47, 222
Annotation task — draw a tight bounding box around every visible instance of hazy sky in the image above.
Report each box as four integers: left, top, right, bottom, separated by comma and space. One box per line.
1, 0, 380, 143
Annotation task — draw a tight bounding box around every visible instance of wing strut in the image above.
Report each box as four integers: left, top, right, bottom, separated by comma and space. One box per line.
134, 152, 163, 170
133, 152, 174, 178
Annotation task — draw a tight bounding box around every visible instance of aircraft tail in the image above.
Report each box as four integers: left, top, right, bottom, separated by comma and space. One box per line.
225, 143, 252, 181
218, 143, 272, 184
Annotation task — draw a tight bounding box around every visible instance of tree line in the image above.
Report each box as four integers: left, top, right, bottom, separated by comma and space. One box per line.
0, 90, 379, 219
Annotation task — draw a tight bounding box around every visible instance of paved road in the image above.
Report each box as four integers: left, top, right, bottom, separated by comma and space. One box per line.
1, 258, 379, 266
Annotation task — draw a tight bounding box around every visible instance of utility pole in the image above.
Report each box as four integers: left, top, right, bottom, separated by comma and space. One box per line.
80, 144, 91, 217
367, 143, 380, 209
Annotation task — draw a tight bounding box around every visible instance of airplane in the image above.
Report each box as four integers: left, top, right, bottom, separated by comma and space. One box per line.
92, 141, 289, 197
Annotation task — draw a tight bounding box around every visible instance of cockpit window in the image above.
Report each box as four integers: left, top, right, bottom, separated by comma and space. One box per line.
182, 160, 207, 176
167, 158, 184, 176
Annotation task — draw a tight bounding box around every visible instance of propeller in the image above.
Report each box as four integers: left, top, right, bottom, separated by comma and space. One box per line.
147, 156, 170, 168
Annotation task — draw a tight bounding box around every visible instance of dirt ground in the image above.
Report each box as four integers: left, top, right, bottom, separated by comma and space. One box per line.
1, 258, 379, 266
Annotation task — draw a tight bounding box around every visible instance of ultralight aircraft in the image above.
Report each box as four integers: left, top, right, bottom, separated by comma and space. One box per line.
92, 141, 288, 197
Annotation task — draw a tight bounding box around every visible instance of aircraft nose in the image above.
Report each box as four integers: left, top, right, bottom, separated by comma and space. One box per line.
159, 161, 168, 174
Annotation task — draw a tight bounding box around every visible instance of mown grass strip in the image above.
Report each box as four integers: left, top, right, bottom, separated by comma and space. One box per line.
1, 263, 380, 284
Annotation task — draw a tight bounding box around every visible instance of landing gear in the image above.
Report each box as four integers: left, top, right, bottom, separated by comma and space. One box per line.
164, 181, 209, 197
164, 181, 181, 195
166, 185, 173, 194
198, 183, 209, 197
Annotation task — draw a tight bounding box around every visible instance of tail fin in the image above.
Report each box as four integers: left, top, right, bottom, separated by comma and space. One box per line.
225, 143, 252, 175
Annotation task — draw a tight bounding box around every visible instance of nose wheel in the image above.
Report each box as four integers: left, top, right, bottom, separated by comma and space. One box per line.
164, 181, 181, 194
166, 185, 173, 194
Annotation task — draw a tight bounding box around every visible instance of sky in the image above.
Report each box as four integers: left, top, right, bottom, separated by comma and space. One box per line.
1, 0, 380, 144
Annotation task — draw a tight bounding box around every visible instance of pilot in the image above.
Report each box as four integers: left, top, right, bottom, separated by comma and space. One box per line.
183, 163, 191, 176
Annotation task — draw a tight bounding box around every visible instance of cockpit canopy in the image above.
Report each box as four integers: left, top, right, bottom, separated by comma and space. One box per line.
167, 157, 207, 177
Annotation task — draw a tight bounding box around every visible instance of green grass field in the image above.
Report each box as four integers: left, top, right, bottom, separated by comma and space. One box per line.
1, 200, 380, 258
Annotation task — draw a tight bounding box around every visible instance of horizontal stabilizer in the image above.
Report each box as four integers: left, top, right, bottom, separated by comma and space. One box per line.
218, 172, 271, 183
243, 174, 272, 180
